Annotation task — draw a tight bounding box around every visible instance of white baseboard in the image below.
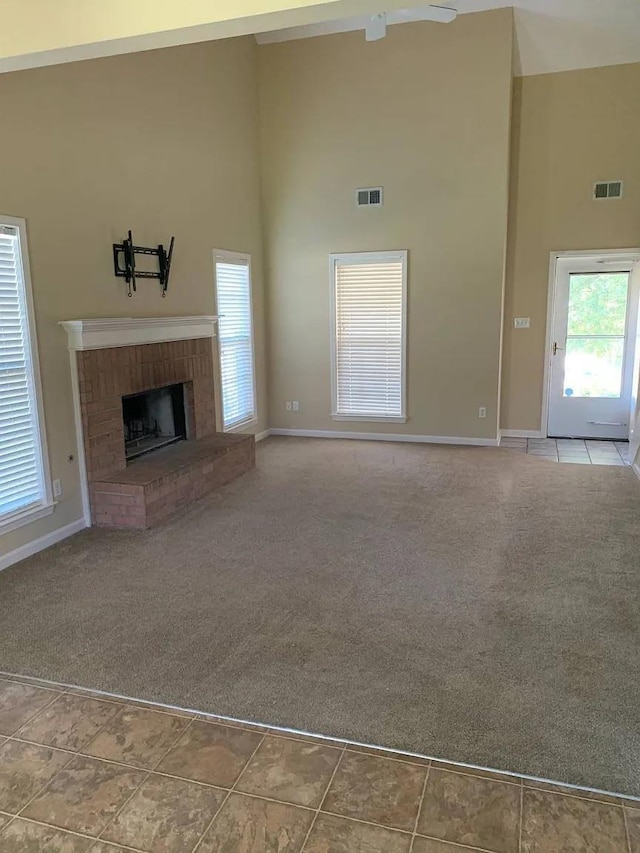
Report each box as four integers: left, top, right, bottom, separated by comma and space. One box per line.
269, 428, 499, 447
0, 518, 88, 573
500, 429, 545, 439
254, 430, 272, 442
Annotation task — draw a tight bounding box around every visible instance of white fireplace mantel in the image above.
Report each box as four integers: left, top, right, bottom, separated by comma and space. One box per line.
60, 316, 218, 351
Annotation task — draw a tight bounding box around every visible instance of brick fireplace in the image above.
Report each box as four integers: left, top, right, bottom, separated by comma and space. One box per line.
61, 318, 255, 529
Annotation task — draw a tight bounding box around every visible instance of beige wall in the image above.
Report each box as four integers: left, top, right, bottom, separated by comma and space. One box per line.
258, 9, 514, 440
502, 62, 640, 434
0, 38, 267, 559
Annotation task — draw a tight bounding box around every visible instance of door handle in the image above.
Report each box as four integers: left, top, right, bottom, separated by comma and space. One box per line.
553, 342, 564, 355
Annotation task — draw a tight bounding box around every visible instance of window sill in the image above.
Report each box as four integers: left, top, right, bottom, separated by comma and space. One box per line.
0, 502, 55, 536
225, 417, 259, 434
331, 414, 407, 424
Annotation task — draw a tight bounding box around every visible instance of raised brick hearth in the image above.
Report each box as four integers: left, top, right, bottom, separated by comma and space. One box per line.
62, 319, 255, 529
91, 433, 255, 528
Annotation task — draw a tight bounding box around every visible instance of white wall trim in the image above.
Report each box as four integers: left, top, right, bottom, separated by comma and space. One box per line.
68, 349, 91, 526
549, 248, 640, 262
0, 518, 87, 573
60, 316, 218, 351
270, 428, 499, 447
541, 251, 559, 439
500, 429, 544, 439
632, 462, 640, 483
254, 430, 272, 442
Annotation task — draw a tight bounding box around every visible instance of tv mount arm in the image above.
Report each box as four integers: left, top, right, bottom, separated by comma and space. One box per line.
113, 230, 175, 298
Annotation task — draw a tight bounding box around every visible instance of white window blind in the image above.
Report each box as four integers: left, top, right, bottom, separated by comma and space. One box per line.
331, 251, 407, 422
215, 254, 257, 431
0, 222, 47, 523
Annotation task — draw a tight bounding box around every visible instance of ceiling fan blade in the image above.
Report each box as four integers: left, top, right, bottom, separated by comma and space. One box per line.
365, 4, 456, 42
389, 5, 458, 25
366, 12, 387, 41
424, 5, 457, 23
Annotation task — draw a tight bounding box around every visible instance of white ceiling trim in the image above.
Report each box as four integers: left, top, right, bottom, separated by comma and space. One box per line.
255, 0, 640, 77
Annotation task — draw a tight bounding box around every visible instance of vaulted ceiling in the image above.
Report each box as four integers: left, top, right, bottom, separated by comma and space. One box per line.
0, 0, 426, 73
2, 0, 639, 77
257, 0, 640, 76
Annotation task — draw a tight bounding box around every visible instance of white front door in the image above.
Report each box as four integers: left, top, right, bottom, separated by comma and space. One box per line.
548, 254, 640, 440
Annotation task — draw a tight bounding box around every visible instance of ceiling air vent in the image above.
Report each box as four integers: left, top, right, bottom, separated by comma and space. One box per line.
357, 187, 383, 207
594, 181, 623, 200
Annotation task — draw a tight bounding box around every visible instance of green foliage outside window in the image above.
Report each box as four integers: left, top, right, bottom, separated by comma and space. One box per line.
564, 273, 629, 398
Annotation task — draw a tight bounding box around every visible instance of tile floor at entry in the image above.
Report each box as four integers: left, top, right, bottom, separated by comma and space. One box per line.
0, 675, 638, 852
500, 437, 631, 465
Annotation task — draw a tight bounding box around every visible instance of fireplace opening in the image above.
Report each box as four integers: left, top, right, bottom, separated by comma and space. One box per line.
122, 384, 187, 463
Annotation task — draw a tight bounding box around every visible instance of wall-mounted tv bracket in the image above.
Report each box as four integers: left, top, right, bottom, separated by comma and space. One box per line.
113, 230, 175, 298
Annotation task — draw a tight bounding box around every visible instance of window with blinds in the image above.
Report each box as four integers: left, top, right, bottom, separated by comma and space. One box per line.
214, 253, 257, 431
0, 218, 50, 529
331, 251, 407, 422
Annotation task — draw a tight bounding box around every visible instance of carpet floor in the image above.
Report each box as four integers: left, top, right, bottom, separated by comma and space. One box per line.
1, 437, 639, 796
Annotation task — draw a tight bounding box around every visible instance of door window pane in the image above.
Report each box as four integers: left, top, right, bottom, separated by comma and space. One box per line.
567, 273, 629, 336
564, 337, 624, 398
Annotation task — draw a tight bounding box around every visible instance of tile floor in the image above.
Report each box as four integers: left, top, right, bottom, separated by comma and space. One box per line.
0, 674, 638, 852
500, 437, 631, 465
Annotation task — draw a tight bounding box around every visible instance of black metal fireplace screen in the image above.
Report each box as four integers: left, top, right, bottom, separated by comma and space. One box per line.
122, 384, 187, 462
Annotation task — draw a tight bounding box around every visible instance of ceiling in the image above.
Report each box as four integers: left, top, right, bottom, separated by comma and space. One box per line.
255, 0, 640, 77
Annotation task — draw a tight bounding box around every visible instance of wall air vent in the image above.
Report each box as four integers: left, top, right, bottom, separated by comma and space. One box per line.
357, 187, 383, 207
594, 181, 623, 200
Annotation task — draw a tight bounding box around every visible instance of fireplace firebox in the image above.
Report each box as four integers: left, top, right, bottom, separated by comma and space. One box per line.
122, 383, 187, 462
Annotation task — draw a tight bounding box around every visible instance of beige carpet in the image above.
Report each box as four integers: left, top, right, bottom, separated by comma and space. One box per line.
1, 437, 639, 796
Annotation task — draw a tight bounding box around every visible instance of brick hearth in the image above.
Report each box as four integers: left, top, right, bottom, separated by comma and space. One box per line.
72, 335, 254, 528
91, 433, 255, 528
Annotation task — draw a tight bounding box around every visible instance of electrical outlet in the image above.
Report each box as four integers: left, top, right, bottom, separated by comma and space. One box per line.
478, 407, 487, 419
53, 478, 62, 498
286, 401, 292, 411
514, 317, 531, 329
292, 401, 300, 412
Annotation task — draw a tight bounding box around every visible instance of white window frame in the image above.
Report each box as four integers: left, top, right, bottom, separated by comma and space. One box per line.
0, 215, 53, 534
330, 250, 408, 423
213, 249, 258, 433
